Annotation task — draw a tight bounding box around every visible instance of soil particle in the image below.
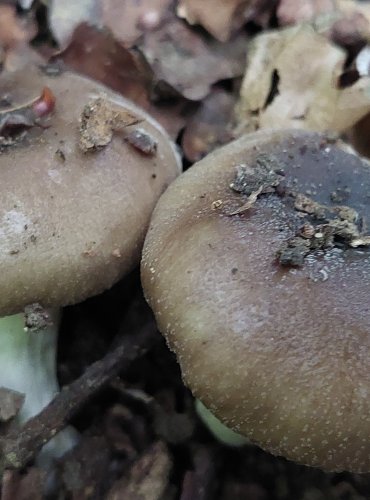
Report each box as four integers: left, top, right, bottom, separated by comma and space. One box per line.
79, 96, 141, 153
23, 303, 53, 332
230, 154, 285, 197
278, 192, 370, 266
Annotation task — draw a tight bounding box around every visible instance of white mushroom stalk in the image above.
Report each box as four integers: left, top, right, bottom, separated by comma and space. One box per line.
0, 308, 78, 462
0, 309, 59, 422
195, 400, 249, 447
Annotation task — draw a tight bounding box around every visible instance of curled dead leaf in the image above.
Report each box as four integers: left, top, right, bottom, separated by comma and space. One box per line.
236, 24, 370, 135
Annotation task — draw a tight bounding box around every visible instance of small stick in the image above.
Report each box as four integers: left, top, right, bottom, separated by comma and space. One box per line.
0, 324, 156, 473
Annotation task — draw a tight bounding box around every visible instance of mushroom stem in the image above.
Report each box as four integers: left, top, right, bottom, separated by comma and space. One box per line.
0, 309, 77, 461
195, 400, 249, 447
0, 310, 60, 422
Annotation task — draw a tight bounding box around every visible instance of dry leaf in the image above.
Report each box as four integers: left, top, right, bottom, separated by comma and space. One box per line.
102, 0, 172, 46
244, 0, 279, 27
1, 469, 44, 500
50, 23, 153, 106
182, 88, 235, 162
236, 25, 370, 134
106, 441, 172, 500
60, 434, 111, 497
277, 0, 335, 26
277, 0, 370, 51
49, 23, 191, 139
177, 0, 249, 42
177, 0, 277, 40
0, 4, 41, 70
348, 112, 370, 157
139, 16, 247, 100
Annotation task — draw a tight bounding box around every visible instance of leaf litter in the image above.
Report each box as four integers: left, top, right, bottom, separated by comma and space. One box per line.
3, 1, 370, 498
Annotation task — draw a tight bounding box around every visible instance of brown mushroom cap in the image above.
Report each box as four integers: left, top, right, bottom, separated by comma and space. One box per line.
141, 129, 370, 472
0, 66, 180, 316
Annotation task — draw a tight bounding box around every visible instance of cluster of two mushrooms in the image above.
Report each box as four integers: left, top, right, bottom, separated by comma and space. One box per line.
0, 66, 180, 463
2, 66, 370, 476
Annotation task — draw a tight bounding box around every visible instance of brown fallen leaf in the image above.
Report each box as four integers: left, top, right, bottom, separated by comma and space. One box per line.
277, 0, 370, 52
105, 441, 172, 500
50, 23, 153, 107
277, 0, 335, 26
104, 404, 150, 458
49, 0, 174, 49
139, 16, 248, 101
1, 468, 44, 500
337, 0, 370, 31
182, 88, 236, 162
348, 112, 370, 157
49, 23, 189, 139
102, 0, 173, 46
177, 0, 249, 42
60, 434, 111, 499
177, 0, 277, 41
329, 11, 369, 53
180, 446, 218, 500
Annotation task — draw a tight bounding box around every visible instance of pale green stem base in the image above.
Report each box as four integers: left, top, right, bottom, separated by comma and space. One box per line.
0, 311, 77, 463
195, 399, 249, 447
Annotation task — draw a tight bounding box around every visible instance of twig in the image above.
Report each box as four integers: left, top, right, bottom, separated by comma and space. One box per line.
0, 323, 156, 473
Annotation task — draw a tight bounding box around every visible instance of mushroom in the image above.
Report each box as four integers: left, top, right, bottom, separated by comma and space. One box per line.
141, 129, 370, 472
0, 66, 180, 461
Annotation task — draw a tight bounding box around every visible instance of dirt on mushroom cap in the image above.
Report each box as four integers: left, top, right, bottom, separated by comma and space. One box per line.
0, 66, 180, 316
141, 129, 370, 473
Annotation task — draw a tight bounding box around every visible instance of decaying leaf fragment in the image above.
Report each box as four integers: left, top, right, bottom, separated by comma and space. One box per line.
79, 95, 141, 152
105, 441, 171, 500
177, 0, 249, 42
228, 154, 285, 215
102, 0, 172, 46
236, 24, 370, 134
277, 190, 370, 267
181, 89, 235, 162
277, 0, 335, 26
140, 16, 247, 101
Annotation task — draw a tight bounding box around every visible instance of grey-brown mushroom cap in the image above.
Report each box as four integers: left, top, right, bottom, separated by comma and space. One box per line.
141, 129, 370, 472
0, 66, 180, 316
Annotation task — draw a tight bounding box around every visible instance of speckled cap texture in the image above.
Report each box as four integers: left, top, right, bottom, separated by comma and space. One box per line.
0, 66, 180, 315
142, 129, 370, 472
